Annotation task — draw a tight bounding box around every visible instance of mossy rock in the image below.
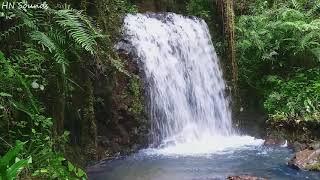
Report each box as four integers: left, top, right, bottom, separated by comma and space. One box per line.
307, 161, 320, 171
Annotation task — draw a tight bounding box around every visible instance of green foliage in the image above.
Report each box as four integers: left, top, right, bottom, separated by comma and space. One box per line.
32, 153, 87, 179
0, 0, 138, 178
307, 160, 320, 171
0, 3, 105, 178
186, 0, 211, 19
0, 141, 30, 180
186, 0, 224, 55
53, 9, 100, 54
236, 0, 320, 121
0, 51, 85, 179
95, 0, 137, 75
263, 69, 320, 121
128, 76, 144, 116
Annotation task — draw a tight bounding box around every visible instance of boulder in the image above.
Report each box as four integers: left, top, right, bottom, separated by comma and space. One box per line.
309, 141, 320, 150
227, 175, 267, 180
288, 148, 320, 170
263, 136, 286, 147
288, 141, 308, 152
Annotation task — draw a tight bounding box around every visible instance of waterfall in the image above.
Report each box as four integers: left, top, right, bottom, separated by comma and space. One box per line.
122, 13, 262, 155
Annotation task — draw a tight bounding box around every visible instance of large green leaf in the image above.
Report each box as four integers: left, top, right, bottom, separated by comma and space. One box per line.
0, 141, 24, 170
6, 159, 29, 180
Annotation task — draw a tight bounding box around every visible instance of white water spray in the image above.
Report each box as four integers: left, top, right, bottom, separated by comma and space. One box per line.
123, 13, 263, 155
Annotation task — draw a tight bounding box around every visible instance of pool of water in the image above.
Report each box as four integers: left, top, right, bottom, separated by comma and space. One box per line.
88, 146, 320, 180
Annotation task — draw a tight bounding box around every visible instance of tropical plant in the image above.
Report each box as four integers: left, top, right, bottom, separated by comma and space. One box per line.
0, 3, 104, 178
186, 0, 211, 19
236, 0, 320, 121
0, 141, 30, 180
263, 69, 320, 121
0, 0, 140, 177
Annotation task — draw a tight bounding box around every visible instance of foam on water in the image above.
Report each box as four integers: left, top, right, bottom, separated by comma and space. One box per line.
143, 136, 264, 156
123, 13, 263, 155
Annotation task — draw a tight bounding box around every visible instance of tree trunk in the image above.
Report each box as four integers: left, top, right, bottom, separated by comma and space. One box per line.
218, 0, 239, 110
81, 69, 97, 160
52, 65, 65, 136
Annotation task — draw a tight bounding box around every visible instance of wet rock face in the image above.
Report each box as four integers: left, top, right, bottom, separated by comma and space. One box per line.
227, 175, 267, 180
115, 39, 137, 57
288, 148, 320, 170
91, 36, 150, 161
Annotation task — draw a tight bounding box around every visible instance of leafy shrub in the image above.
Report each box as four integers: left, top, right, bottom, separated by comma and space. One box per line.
0, 0, 138, 178
0, 141, 30, 180
236, 0, 320, 121
186, 0, 211, 20
0, 4, 102, 178
263, 69, 320, 121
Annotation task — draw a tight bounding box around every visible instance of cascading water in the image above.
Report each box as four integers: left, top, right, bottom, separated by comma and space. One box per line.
123, 13, 262, 155
88, 13, 320, 180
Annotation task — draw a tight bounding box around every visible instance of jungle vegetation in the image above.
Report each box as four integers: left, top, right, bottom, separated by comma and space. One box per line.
0, 0, 319, 179
0, 0, 137, 179
236, 0, 320, 122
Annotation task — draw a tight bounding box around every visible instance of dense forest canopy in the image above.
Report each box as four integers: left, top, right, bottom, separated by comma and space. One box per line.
0, 0, 319, 179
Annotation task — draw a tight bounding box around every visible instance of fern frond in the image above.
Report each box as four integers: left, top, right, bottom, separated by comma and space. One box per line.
29, 31, 67, 64
307, 0, 320, 16
291, 0, 301, 9
300, 31, 320, 50
47, 30, 66, 47
280, 8, 305, 21
13, 9, 38, 30
73, 10, 103, 38
0, 9, 39, 40
311, 48, 320, 61
0, 23, 26, 41
52, 9, 97, 54
30, 31, 56, 53
25, 46, 46, 63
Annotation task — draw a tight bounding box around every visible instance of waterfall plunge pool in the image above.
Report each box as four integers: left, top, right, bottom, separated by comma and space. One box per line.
88, 144, 320, 180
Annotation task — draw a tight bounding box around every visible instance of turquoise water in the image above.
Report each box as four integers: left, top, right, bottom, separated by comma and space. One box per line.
88, 146, 320, 180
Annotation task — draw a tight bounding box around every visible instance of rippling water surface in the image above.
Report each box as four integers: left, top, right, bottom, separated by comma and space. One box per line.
88, 146, 320, 180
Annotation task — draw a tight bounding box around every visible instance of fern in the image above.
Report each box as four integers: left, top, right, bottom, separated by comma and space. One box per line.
311, 48, 320, 61
300, 31, 320, 49
30, 31, 56, 53
0, 4, 108, 179
53, 9, 98, 54
74, 10, 103, 38
47, 30, 66, 47
0, 23, 25, 41
24, 45, 46, 63
13, 9, 38, 30
291, 0, 301, 9
237, 0, 320, 121
30, 31, 67, 65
